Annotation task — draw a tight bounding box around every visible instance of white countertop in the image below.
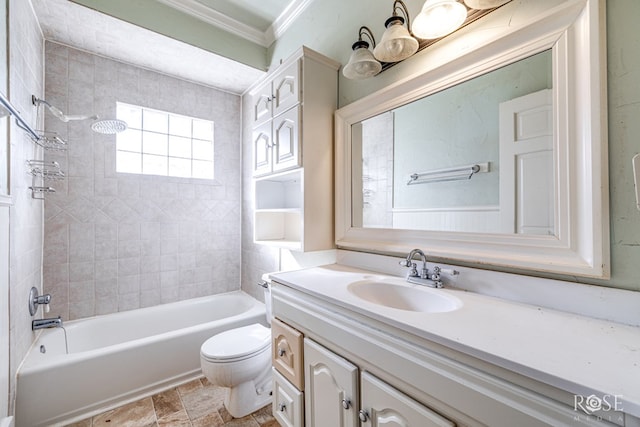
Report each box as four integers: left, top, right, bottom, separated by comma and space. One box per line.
271, 264, 640, 418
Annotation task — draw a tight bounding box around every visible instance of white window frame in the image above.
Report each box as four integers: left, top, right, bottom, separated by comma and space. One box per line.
116, 102, 215, 180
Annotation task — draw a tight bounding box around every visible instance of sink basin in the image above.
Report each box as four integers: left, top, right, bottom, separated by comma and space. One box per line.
347, 280, 462, 313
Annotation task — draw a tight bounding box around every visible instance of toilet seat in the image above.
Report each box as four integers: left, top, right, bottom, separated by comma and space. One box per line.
201, 323, 270, 363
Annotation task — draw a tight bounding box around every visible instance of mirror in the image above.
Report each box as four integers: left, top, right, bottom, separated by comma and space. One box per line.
336, 0, 610, 278
354, 50, 553, 234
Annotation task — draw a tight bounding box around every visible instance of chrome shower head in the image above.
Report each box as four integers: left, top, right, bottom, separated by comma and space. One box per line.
32, 96, 98, 122
91, 119, 128, 134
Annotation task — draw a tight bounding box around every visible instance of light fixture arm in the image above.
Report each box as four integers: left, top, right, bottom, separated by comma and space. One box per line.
358, 26, 377, 49
391, 0, 413, 35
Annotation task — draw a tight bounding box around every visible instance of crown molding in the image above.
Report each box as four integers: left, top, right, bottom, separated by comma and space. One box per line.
156, 0, 314, 47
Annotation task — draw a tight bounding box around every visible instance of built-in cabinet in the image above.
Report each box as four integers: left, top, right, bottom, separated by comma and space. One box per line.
304, 337, 455, 427
250, 46, 338, 251
271, 281, 624, 427
271, 318, 458, 427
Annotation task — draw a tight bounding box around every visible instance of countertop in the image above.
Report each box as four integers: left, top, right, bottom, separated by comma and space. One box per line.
270, 264, 640, 418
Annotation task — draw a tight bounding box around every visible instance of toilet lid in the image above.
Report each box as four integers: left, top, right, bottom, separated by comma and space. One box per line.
201, 324, 270, 361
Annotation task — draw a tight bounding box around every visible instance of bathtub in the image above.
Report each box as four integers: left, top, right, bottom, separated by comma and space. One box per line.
15, 291, 266, 427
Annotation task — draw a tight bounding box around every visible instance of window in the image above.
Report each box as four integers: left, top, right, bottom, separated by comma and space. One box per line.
116, 102, 214, 179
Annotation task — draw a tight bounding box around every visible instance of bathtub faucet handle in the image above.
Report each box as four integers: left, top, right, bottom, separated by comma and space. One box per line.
28, 287, 52, 316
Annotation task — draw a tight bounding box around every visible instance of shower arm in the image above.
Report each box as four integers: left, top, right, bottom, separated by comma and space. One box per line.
32, 96, 98, 122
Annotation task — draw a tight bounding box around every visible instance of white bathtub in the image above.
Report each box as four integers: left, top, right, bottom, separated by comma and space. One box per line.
15, 291, 266, 427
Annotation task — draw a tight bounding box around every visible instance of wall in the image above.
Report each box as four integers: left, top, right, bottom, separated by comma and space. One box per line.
7, 0, 44, 413
42, 42, 242, 320
243, 0, 640, 292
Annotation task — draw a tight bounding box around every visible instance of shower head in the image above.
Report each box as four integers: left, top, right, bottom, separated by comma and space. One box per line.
91, 119, 128, 134
32, 96, 98, 122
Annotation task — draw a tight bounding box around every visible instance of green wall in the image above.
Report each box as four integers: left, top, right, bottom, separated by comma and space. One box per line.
269, 0, 640, 292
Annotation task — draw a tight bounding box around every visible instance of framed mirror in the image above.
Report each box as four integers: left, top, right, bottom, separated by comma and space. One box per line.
336, 0, 609, 278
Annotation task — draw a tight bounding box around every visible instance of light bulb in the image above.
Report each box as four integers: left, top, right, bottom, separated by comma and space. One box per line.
412, 0, 467, 40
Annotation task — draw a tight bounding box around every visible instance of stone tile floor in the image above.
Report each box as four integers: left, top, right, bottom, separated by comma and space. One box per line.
65, 377, 279, 427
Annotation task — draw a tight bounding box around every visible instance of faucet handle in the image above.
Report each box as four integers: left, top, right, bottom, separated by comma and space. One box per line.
399, 259, 420, 277
398, 259, 411, 267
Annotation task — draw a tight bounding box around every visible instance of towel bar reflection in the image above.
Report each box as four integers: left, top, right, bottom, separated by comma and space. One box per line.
407, 162, 489, 185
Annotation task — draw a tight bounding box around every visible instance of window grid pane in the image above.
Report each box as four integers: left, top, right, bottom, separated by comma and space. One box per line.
116, 102, 214, 179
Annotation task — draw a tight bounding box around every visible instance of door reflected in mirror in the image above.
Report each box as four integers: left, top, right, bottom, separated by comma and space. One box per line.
354, 50, 553, 235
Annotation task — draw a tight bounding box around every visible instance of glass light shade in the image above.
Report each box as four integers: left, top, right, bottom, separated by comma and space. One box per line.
412, 0, 467, 39
343, 41, 382, 80
373, 18, 419, 63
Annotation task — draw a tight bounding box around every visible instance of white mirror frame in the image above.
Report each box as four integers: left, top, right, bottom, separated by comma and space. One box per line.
335, 0, 609, 278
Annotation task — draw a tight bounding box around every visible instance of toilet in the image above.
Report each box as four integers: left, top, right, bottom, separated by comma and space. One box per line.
200, 282, 273, 418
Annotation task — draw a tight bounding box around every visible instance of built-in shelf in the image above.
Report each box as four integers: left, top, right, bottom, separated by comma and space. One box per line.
254, 170, 303, 248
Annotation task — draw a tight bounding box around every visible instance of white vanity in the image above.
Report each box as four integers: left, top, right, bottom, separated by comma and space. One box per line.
268, 254, 640, 427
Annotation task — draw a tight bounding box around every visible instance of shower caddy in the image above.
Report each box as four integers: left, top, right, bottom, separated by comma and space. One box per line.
0, 91, 68, 199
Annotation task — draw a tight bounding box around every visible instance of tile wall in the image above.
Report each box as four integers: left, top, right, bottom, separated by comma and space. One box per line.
8, 0, 45, 412
239, 92, 279, 301
43, 42, 243, 320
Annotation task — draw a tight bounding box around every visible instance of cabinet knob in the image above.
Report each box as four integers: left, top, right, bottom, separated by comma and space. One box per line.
358, 410, 369, 422
278, 348, 286, 357
341, 399, 351, 410
279, 403, 286, 412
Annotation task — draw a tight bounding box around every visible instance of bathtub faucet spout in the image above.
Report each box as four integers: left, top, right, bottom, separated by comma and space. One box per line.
32, 316, 63, 330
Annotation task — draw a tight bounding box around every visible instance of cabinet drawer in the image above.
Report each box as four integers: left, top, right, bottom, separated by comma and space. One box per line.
272, 317, 304, 390
273, 368, 304, 427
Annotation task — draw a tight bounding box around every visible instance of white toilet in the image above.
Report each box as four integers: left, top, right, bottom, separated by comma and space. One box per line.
200, 283, 273, 418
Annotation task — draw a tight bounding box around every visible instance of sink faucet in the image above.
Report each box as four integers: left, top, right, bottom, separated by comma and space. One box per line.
400, 249, 443, 288
402, 248, 428, 279
32, 316, 63, 330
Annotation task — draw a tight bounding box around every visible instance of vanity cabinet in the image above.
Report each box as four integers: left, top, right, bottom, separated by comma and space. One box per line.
271, 281, 623, 427
250, 47, 338, 251
304, 337, 454, 427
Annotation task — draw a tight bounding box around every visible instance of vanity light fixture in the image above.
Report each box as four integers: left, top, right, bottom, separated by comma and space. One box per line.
373, 0, 419, 63
344, 0, 511, 79
343, 26, 382, 80
412, 0, 468, 39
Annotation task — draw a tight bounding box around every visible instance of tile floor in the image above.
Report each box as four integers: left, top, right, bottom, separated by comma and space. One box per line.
65, 377, 279, 427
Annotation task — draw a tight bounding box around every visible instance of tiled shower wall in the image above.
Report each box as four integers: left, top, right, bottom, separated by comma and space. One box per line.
8, 0, 44, 412
43, 42, 243, 320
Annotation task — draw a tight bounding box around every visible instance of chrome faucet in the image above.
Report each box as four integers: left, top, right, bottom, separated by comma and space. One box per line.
32, 316, 63, 330
400, 249, 443, 288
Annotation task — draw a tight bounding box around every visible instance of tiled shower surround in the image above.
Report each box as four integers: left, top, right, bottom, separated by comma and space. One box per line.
43, 42, 243, 320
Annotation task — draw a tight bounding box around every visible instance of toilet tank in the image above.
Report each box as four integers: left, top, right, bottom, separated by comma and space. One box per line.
261, 274, 273, 325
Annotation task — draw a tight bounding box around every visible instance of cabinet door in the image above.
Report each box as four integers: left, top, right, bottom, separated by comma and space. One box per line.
304, 338, 359, 427
252, 81, 272, 126
272, 105, 301, 174
360, 372, 455, 427
273, 60, 300, 117
252, 120, 272, 177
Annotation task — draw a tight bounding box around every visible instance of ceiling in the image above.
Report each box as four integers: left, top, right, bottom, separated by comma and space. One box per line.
31, 0, 311, 94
